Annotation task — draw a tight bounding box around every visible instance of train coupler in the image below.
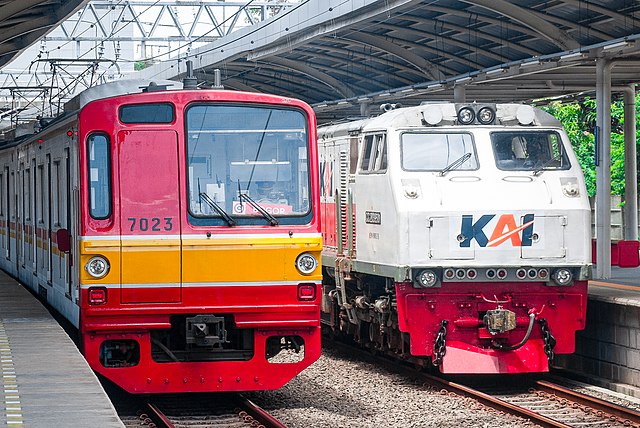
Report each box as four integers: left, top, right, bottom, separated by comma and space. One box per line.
483, 308, 517, 334
186, 315, 229, 348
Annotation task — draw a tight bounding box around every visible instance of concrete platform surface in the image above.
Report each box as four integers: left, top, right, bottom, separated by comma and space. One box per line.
0, 271, 123, 427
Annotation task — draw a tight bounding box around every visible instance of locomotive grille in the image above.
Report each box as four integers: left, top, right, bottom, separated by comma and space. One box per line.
339, 150, 350, 254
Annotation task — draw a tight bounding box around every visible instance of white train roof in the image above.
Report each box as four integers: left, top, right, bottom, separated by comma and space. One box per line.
318, 103, 563, 140
64, 79, 184, 113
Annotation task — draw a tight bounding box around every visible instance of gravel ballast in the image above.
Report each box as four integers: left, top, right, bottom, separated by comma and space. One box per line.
247, 344, 538, 428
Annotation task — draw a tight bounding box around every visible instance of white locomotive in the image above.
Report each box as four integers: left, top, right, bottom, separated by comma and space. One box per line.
318, 102, 591, 373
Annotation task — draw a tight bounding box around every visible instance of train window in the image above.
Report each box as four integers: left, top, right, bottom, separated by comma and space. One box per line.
37, 165, 45, 224
401, 132, 478, 171
349, 137, 359, 174
119, 103, 174, 124
87, 133, 112, 219
24, 168, 31, 221
52, 161, 60, 227
360, 134, 387, 173
185, 104, 311, 225
491, 131, 570, 172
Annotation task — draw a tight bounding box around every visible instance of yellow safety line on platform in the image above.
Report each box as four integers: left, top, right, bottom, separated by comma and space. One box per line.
589, 280, 640, 290
0, 322, 22, 426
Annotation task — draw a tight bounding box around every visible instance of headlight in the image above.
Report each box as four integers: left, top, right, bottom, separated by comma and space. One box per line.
415, 270, 438, 288
561, 177, 580, 197
552, 268, 573, 286
85, 256, 109, 278
295, 253, 318, 275
457, 107, 475, 125
477, 106, 496, 124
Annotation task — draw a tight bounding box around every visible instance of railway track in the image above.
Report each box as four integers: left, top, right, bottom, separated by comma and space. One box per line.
325, 340, 640, 427
121, 393, 287, 428
427, 374, 640, 428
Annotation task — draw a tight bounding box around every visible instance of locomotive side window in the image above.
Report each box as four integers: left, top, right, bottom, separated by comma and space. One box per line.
491, 131, 570, 171
401, 132, 478, 171
360, 134, 387, 173
186, 104, 311, 225
119, 103, 174, 124
87, 133, 112, 219
349, 137, 359, 174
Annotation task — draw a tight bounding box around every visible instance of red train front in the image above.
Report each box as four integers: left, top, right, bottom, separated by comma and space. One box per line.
0, 80, 322, 393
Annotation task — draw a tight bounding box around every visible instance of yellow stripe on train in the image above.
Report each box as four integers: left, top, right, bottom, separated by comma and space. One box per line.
79, 235, 322, 285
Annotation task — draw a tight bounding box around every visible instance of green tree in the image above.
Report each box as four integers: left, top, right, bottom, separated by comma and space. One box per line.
542, 94, 640, 197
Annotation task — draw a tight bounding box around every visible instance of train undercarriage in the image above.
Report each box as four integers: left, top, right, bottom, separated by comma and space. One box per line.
321, 266, 587, 374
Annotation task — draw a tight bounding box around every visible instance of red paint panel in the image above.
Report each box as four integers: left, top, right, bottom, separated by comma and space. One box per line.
321, 201, 337, 247
83, 327, 321, 393
395, 280, 587, 374
83, 285, 320, 320
118, 130, 181, 303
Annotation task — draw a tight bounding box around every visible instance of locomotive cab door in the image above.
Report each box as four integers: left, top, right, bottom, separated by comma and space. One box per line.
118, 130, 181, 303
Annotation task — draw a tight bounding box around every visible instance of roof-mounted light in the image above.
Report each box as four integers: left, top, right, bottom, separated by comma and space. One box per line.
477, 106, 496, 125
457, 106, 475, 125
456, 104, 496, 125
422, 105, 443, 125
516, 105, 536, 125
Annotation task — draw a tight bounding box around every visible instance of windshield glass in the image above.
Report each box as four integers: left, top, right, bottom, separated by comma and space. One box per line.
186, 104, 310, 224
491, 131, 571, 171
401, 132, 478, 171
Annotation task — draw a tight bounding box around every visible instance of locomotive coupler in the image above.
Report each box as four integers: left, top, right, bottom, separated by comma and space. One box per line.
185, 315, 228, 348
483, 307, 517, 335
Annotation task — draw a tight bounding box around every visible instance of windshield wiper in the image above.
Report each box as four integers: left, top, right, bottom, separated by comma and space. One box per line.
237, 191, 279, 226
199, 192, 236, 226
439, 152, 472, 176
532, 155, 561, 176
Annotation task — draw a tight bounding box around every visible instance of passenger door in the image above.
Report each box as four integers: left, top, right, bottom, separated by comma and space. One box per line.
118, 130, 181, 303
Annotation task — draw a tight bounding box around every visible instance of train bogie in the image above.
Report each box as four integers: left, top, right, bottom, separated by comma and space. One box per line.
319, 103, 592, 374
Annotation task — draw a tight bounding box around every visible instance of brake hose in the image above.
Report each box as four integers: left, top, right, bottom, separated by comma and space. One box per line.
491, 312, 536, 351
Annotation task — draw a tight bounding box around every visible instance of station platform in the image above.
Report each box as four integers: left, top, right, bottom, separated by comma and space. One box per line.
0, 270, 124, 427
556, 266, 640, 397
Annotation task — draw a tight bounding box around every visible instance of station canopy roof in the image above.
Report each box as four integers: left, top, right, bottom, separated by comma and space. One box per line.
0, 0, 85, 68
133, 0, 640, 123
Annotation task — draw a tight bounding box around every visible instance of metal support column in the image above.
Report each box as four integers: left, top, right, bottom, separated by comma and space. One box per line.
360, 101, 371, 117
454, 85, 466, 103
623, 85, 638, 240
595, 58, 612, 279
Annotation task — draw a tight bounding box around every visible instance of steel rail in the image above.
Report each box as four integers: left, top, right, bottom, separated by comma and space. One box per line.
139, 394, 287, 428
237, 395, 288, 428
419, 373, 571, 428
535, 379, 640, 426
144, 402, 175, 428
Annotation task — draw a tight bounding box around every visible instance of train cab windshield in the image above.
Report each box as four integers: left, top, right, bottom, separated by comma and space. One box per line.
491, 131, 571, 172
401, 132, 478, 171
186, 104, 311, 225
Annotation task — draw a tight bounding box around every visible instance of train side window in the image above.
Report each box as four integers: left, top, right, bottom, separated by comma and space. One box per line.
349, 137, 359, 174
360, 135, 374, 171
24, 168, 31, 221
52, 161, 60, 227
119, 103, 174, 124
87, 133, 112, 219
360, 134, 387, 174
37, 164, 45, 224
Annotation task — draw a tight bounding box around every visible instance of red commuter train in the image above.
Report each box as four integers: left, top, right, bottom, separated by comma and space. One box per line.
0, 79, 322, 393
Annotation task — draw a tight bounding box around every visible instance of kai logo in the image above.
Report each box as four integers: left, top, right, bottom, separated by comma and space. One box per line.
459, 214, 535, 248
